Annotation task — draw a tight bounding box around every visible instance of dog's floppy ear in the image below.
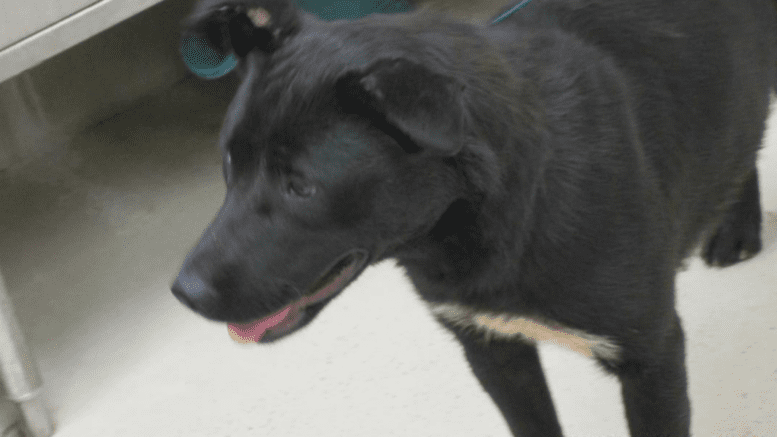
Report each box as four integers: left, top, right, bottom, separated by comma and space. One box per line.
337, 59, 468, 156
183, 0, 301, 58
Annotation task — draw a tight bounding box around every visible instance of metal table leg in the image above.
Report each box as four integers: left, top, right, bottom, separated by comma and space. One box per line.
0, 271, 54, 437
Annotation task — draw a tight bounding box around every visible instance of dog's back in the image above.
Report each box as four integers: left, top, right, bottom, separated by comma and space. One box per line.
493, 0, 776, 260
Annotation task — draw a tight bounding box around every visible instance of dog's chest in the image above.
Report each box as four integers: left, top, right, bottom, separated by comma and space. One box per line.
428, 302, 621, 361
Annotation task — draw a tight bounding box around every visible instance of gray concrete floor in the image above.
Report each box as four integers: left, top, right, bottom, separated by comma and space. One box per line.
0, 77, 775, 437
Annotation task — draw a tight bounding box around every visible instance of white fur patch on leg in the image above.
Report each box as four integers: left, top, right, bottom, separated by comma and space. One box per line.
429, 302, 621, 361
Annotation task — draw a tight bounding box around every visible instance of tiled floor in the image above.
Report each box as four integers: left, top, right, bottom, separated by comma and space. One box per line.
1, 77, 775, 437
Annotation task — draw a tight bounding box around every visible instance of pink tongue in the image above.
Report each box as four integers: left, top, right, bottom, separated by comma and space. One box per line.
226, 256, 361, 344
227, 306, 294, 344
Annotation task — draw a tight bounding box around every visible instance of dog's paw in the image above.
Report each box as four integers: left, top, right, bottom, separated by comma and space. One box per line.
703, 172, 763, 268
703, 208, 762, 267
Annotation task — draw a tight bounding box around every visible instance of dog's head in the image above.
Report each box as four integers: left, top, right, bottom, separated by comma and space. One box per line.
172, 0, 526, 343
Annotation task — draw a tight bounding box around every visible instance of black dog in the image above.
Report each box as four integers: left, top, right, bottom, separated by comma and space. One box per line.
172, 1, 776, 435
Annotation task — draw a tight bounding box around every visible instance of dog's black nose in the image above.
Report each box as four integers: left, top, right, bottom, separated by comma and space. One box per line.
171, 270, 209, 312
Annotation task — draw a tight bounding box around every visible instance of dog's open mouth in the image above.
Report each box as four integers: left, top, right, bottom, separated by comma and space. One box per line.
227, 249, 369, 344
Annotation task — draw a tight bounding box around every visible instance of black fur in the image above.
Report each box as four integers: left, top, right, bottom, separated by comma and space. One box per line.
183, 0, 300, 56
172, 1, 777, 435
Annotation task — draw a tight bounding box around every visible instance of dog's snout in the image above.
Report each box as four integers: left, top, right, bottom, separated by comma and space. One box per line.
171, 269, 210, 312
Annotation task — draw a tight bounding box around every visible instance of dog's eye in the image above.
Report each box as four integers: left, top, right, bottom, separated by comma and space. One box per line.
286, 175, 316, 198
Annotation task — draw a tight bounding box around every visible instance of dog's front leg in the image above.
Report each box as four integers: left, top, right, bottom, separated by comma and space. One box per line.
616, 311, 691, 437
446, 325, 564, 437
